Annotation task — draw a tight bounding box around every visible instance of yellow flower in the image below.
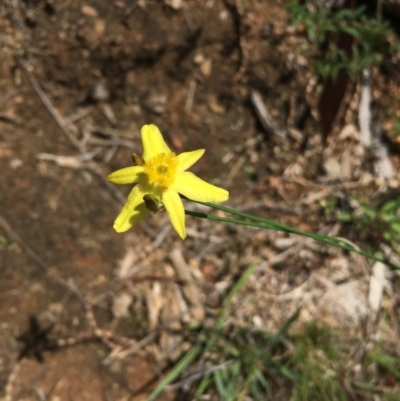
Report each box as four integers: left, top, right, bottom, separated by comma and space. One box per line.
107, 124, 229, 239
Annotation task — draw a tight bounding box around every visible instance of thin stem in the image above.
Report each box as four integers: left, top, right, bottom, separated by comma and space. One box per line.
184, 208, 397, 269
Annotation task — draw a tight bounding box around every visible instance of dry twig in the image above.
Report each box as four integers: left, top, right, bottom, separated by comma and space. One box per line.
222, 133, 263, 164
184, 79, 197, 113
250, 90, 287, 139
18, 59, 127, 205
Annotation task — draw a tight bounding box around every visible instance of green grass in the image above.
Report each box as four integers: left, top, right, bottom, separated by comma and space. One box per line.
289, 324, 351, 401
286, 0, 400, 81
338, 197, 400, 255
146, 261, 400, 401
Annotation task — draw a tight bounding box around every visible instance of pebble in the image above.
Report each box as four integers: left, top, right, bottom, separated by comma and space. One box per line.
9, 158, 23, 169
81, 5, 98, 17
200, 59, 212, 76
88, 82, 109, 102
112, 292, 133, 319
193, 53, 205, 65
166, 0, 182, 9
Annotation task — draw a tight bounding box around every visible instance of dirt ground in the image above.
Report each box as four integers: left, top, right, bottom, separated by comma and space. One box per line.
1, 0, 400, 400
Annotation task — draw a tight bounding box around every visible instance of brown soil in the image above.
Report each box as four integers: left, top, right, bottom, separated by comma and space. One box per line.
1, 0, 400, 400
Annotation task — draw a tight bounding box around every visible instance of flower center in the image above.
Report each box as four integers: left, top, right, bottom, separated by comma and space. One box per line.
144, 152, 178, 188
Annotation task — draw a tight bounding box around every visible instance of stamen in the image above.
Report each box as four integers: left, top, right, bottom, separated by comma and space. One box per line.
144, 152, 178, 188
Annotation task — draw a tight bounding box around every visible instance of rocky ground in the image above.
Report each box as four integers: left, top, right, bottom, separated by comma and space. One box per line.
1, 0, 400, 400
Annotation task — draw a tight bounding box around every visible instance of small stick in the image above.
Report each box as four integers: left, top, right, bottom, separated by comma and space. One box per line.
225, 155, 245, 186
65, 108, 92, 125
184, 79, 197, 113
152, 224, 171, 248
102, 145, 118, 164
102, 331, 157, 363
18, 59, 127, 205
86, 137, 137, 149
222, 134, 263, 164
37, 147, 103, 168
19, 61, 84, 153
2, 360, 21, 401
358, 69, 372, 147
250, 90, 287, 139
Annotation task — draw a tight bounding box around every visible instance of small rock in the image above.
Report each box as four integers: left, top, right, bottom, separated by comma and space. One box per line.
9, 159, 23, 169
166, 0, 182, 9
208, 95, 225, 114
339, 124, 358, 140
146, 93, 167, 115
112, 292, 133, 319
316, 281, 368, 328
171, 135, 183, 150
200, 59, 212, 76
88, 82, 109, 102
288, 128, 303, 142
219, 10, 229, 20
129, 104, 142, 116
94, 19, 106, 38
190, 304, 205, 323
81, 5, 98, 17
205, 291, 221, 308
193, 53, 205, 65
253, 315, 263, 327
323, 157, 342, 179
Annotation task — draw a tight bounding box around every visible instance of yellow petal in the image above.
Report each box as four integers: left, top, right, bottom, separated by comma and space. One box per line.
162, 188, 186, 239
141, 124, 171, 161
173, 172, 229, 203
107, 166, 144, 185
113, 184, 151, 232
176, 149, 205, 172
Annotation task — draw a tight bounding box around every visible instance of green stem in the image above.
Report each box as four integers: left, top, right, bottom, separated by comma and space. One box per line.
184, 202, 398, 269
